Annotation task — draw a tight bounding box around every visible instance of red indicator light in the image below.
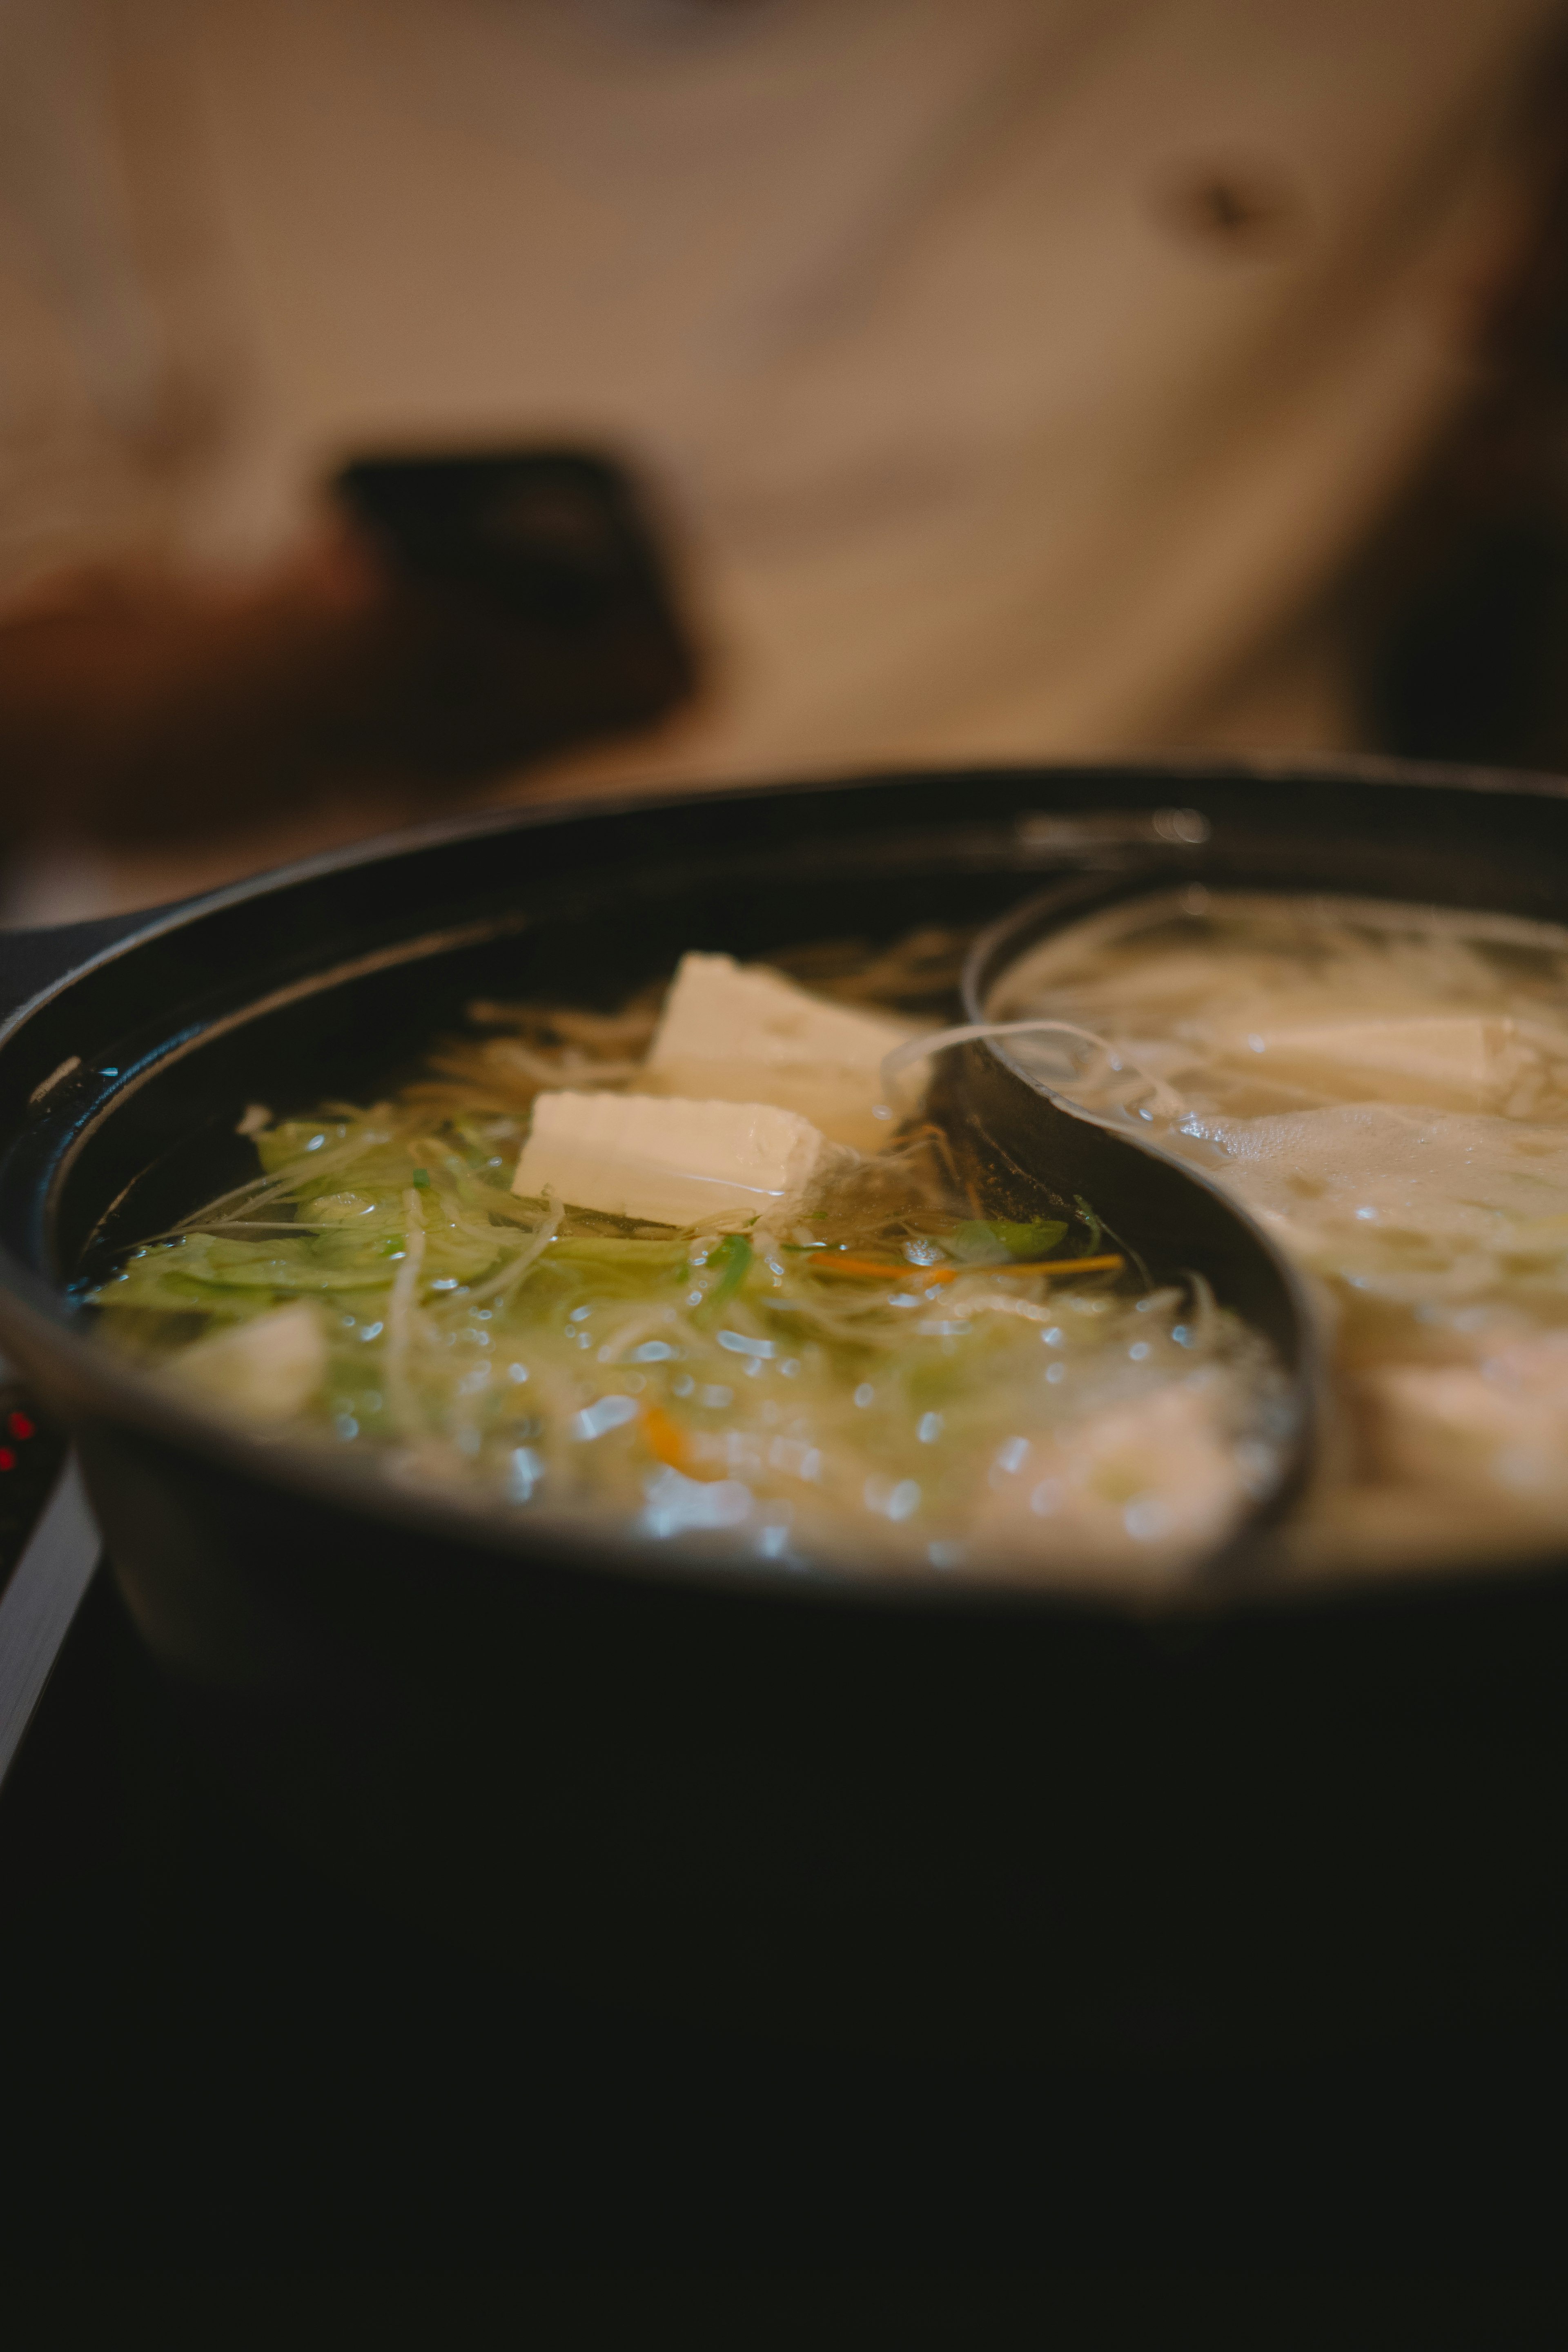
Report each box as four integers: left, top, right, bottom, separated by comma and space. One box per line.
0, 1449, 15, 1472
7, 1412, 33, 1441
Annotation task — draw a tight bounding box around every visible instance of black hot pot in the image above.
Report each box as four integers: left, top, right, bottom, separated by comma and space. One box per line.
1, 757, 1566, 2065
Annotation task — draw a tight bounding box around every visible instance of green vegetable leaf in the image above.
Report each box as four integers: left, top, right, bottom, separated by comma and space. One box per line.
550, 1236, 687, 1273
708, 1233, 753, 1306
948, 1218, 1068, 1265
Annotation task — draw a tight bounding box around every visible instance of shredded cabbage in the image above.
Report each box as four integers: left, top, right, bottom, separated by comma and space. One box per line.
90, 949, 1287, 1584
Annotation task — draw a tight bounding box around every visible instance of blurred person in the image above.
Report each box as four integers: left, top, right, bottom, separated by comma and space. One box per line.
1, 0, 1567, 921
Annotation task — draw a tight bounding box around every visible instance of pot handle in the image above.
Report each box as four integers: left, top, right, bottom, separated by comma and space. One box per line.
0, 904, 171, 1030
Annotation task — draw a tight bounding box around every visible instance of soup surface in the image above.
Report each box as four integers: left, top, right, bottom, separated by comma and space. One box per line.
90, 933, 1286, 1584
990, 888, 1568, 1566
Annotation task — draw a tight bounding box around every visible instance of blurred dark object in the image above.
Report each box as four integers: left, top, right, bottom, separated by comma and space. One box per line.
332, 447, 697, 777
1365, 27, 1568, 772
0, 446, 696, 848
1372, 516, 1568, 766
1149, 157, 1307, 260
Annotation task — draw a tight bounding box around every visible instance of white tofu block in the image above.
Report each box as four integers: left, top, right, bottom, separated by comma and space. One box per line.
973, 1382, 1247, 1573
167, 1300, 327, 1423
513, 1090, 826, 1228
641, 952, 918, 1150
1221, 1017, 1522, 1110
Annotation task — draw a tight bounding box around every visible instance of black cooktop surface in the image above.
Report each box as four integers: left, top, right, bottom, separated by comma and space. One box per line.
4, 1497, 1568, 2298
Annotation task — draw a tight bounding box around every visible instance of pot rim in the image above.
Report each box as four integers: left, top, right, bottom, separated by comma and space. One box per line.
3, 750, 1565, 1621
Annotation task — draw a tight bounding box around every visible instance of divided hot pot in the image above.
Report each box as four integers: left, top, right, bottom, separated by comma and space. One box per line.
1, 756, 1565, 2062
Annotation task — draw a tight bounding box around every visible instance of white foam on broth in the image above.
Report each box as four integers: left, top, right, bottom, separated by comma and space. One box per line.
990, 888, 1568, 1570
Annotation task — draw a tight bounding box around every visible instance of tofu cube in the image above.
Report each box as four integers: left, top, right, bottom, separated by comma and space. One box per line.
166, 1299, 327, 1423
513, 1090, 826, 1228
641, 952, 918, 1150
1226, 1016, 1522, 1110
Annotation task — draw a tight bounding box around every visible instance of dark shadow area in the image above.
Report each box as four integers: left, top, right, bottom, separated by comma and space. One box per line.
3, 1568, 1568, 2278
1370, 516, 1568, 771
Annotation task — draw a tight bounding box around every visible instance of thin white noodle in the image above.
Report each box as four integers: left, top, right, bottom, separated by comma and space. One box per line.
1183, 1270, 1217, 1351
485, 1039, 640, 1086
957, 1292, 1066, 1326
762, 1299, 908, 1350
459, 1180, 563, 1226
458, 1193, 563, 1307
595, 1305, 682, 1364
384, 1189, 428, 1430
181, 1220, 365, 1234
164, 1119, 417, 1236
880, 1019, 1187, 1119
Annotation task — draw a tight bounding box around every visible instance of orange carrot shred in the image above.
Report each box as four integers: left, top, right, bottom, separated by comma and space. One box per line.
641, 1404, 689, 1470
642, 1403, 730, 1482
811, 1254, 951, 1283
1002, 1253, 1125, 1278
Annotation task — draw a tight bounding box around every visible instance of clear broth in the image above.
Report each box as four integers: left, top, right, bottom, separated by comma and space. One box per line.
91, 931, 1287, 1586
